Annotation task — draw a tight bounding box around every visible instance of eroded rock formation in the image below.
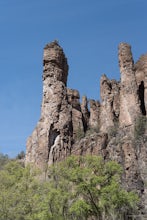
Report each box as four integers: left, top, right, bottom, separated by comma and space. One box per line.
26, 41, 147, 212
100, 74, 120, 132
26, 41, 73, 167
119, 43, 141, 128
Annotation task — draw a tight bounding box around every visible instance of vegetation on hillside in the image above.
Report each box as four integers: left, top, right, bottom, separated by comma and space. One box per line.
0, 153, 9, 169
0, 155, 139, 220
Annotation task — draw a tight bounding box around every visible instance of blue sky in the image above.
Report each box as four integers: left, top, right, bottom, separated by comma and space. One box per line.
0, 0, 147, 157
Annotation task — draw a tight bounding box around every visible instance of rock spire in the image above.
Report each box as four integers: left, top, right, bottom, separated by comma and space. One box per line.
25, 41, 73, 168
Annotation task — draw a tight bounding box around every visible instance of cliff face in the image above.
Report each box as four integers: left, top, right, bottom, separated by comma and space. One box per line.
25, 41, 147, 211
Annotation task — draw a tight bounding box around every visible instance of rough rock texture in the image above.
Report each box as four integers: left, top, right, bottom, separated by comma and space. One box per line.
71, 132, 108, 157
67, 88, 84, 139
118, 43, 141, 127
26, 41, 147, 214
26, 41, 73, 167
100, 74, 120, 132
89, 99, 100, 130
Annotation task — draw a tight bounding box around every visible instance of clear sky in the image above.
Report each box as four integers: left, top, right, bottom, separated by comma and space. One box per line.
0, 0, 147, 157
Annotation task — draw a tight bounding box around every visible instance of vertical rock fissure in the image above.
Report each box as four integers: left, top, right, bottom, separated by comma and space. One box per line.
138, 81, 146, 115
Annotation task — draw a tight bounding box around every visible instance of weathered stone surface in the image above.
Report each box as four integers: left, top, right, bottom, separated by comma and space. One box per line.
71, 132, 108, 158
100, 74, 120, 132
26, 41, 72, 168
89, 99, 100, 130
67, 88, 84, 139
118, 43, 141, 127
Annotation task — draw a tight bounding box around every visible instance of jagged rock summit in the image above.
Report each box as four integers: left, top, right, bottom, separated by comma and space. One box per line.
25, 41, 147, 166
26, 41, 147, 211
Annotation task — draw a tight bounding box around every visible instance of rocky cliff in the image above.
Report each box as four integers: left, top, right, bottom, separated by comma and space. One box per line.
25, 41, 147, 213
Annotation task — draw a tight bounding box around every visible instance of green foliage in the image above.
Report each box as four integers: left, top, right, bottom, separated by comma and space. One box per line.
0, 161, 42, 220
0, 156, 139, 220
16, 150, 25, 160
47, 156, 139, 220
0, 153, 9, 170
134, 115, 147, 140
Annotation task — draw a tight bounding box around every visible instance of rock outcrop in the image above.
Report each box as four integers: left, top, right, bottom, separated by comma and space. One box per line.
26, 41, 73, 168
26, 41, 147, 213
119, 43, 141, 128
100, 74, 120, 132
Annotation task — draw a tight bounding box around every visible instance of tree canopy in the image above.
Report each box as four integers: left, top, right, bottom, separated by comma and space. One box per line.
0, 155, 139, 220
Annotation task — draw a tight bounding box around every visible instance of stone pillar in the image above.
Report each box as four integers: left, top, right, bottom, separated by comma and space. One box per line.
119, 43, 140, 127
89, 99, 100, 130
25, 41, 72, 168
100, 75, 119, 132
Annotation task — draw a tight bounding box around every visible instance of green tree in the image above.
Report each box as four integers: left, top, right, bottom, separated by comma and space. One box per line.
0, 156, 139, 220
16, 150, 25, 160
0, 161, 43, 220
46, 156, 139, 220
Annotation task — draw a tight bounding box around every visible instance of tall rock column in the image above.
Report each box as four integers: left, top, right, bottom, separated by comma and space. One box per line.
89, 99, 100, 130
119, 43, 141, 127
25, 41, 72, 168
100, 75, 120, 132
